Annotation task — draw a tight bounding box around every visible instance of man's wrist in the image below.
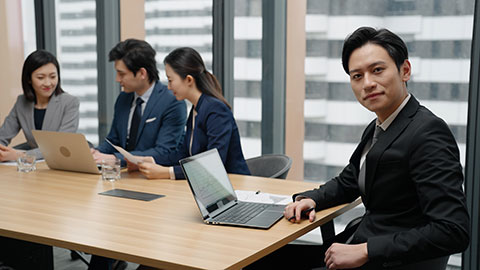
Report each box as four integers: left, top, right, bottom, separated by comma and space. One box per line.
295, 195, 308, 202
361, 242, 368, 261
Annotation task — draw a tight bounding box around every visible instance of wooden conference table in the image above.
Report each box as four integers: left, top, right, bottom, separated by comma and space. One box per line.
0, 163, 360, 270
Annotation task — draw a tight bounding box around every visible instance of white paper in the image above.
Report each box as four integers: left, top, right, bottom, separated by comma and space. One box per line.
0, 159, 45, 166
235, 190, 292, 205
105, 139, 142, 165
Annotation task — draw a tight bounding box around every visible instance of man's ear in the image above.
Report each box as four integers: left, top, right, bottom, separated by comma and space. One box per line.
139, 67, 148, 80
401, 59, 411, 82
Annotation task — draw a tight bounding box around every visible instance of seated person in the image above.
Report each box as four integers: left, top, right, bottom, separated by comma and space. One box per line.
91, 39, 187, 166
88, 39, 186, 270
249, 27, 470, 270
129, 47, 250, 179
0, 50, 79, 161
0, 50, 79, 269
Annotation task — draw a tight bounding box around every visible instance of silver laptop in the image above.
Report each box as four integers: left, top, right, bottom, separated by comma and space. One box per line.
179, 148, 284, 229
32, 130, 101, 174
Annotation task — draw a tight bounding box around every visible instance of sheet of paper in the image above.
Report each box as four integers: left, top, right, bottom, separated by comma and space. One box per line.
0, 159, 45, 166
105, 139, 142, 165
235, 190, 292, 205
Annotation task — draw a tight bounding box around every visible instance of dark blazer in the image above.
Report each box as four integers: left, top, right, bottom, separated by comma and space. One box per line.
295, 95, 469, 269
154, 94, 250, 179
97, 81, 186, 163
0, 93, 79, 159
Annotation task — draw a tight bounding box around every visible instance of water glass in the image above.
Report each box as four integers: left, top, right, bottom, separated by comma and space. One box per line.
101, 158, 121, 181
17, 153, 36, 173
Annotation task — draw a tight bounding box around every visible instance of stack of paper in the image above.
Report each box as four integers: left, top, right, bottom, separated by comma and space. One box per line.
235, 190, 291, 205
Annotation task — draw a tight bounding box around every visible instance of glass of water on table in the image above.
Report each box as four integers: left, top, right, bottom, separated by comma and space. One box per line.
101, 158, 121, 181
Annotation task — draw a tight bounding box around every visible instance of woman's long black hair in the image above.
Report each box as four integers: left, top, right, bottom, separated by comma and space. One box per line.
164, 47, 231, 109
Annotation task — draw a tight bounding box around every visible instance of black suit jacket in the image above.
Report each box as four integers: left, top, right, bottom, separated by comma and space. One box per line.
296, 95, 469, 268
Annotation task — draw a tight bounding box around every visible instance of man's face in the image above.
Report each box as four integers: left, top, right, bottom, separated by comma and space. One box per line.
348, 43, 410, 122
114, 59, 144, 93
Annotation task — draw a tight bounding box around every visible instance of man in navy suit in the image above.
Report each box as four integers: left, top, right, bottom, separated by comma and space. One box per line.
89, 39, 186, 270
249, 27, 469, 270
92, 39, 186, 167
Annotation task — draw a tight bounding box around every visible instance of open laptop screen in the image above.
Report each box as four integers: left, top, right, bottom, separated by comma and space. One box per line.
180, 149, 236, 218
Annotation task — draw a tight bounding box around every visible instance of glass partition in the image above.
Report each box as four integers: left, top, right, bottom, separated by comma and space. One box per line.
304, 1, 474, 268
233, 0, 262, 158
55, 0, 99, 144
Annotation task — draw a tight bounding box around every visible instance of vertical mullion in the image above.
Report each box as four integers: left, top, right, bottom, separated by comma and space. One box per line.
96, 0, 120, 142
212, 0, 234, 107
463, 0, 480, 269
262, 0, 286, 154
34, 0, 56, 54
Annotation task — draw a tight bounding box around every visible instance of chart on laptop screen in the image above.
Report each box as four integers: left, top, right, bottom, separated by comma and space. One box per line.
183, 156, 233, 206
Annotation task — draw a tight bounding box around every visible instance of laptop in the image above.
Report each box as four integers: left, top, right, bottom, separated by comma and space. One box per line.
32, 130, 101, 174
179, 148, 285, 229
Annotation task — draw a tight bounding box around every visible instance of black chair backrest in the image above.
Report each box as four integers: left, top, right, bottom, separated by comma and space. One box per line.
245, 154, 292, 179
391, 256, 449, 270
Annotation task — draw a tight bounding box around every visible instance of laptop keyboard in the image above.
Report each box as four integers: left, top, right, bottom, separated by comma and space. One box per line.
212, 202, 270, 224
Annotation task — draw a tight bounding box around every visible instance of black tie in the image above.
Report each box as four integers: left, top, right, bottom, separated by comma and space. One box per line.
358, 125, 383, 195
127, 98, 144, 151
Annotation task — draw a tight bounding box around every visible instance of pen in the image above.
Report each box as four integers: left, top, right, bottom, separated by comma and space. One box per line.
255, 190, 261, 194
288, 207, 315, 221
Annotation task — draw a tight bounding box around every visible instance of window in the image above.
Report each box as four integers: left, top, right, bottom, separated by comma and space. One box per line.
145, 0, 213, 86
304, 0, 474, 268
233, 0, 262, 158
55, 0, 99, 144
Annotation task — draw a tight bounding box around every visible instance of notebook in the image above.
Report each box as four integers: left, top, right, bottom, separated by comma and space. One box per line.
179, 148, 285, 229
32, 130, 101, 174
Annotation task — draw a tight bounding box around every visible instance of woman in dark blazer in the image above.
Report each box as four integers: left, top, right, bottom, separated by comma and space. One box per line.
130, 47, 250, 179
0, 50, 79, 161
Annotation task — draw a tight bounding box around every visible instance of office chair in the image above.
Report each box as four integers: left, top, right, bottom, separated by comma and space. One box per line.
393, 256, 449, 270
245, 154, 293, 179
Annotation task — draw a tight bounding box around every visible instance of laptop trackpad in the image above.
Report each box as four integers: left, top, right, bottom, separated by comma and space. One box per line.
266, 204, 285, 212
246, 210, 284, 228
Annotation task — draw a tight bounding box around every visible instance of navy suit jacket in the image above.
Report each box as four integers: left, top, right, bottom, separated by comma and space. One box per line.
97, 81, 186, 164
154, 94, 250, 179
295, 95, 469, 269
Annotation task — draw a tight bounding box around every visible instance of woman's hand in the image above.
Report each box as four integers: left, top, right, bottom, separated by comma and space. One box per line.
0, 145, 21, 162
125, 156, 154, 172
127, 156, 169, 179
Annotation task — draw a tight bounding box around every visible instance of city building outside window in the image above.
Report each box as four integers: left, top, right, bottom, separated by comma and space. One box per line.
55, 0, 99, 145
303, 0, 474, 268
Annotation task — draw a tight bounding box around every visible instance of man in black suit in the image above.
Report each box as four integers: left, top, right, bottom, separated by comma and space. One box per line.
278, 27, 470, 269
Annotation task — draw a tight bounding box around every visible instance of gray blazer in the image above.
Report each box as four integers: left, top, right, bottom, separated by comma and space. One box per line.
0, 93, 80, 159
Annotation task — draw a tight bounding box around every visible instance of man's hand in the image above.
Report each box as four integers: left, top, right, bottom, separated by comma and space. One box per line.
0, 145, 20, 162
91, 148, 116, 163
324, 243, 368, 269
283, 198, 316, 223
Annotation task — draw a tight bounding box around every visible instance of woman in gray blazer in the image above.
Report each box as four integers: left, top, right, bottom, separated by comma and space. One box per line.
0, 50, 79, 161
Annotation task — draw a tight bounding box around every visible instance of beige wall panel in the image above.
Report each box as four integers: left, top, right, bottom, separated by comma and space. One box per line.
0, 1, 26, 146
285, 0, 306, 180
120, 0, 146, 40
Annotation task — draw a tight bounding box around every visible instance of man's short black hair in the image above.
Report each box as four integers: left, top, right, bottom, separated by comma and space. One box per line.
342, 27, 409, 74
109, 39, 159, 83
